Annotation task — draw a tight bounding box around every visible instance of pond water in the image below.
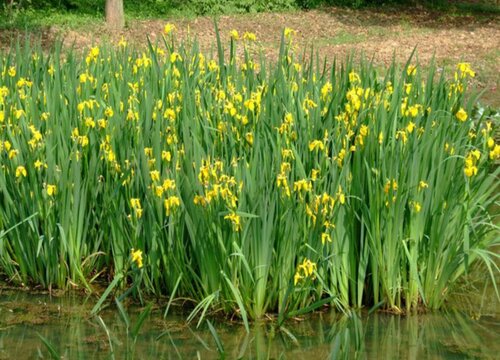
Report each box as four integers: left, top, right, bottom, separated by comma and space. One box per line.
0, 291, 498, 359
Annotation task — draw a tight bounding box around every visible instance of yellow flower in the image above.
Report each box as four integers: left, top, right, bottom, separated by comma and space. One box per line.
384, 179, 398, 193
229, 29, 239, 40
150, 170, 160, 182
162, 150, 172, 162
164, 23, 176, 35
15, 109, 25, 119
335, 148, 346, 167
193, 195, 207, 207
162, 178, 176, 191
281, 149, 294, 160
131, 248, 143, 268
76, 134, 88, 147
407, 65, 417, 76
324, 220, 335, 229
298, 258, 316, 277
224, 212, 241, 231
8, 66, 16, 77
348, 71, 360, 83
489, 144, 500, 160
244, 99, 255, 112
284, 27, 296, 38
463, 150, 480, 177
15, 166, 27, 178
321, 232, 332, 245
444, 142, 455, 155
308, 140, 325, 152
456, 108, 467, 122
144, 147, 153, 157
130, 198, 141, 209
164, 196, 181, 216
406, 105, 419, 118
170, 52, 182, 63
405, 83, 412, 95
8, 150, 19, 160
163, 108, 176, 123
302, 98, 318, 114
245, 132, 254, 145
386, 81, 393, 94
130, 198, 143, 218
277, 173, 291, 197
336, 185, 346, 205
97, 119, 107, 129
293, 179, 312, 193
104, 107, 114, 118
396, 130, 408, 144
321, 81, 332, 100
456, 62, 475, 78
47, 184, 57, 196
154, 186, 164, 198
207, 60, 219, 72
90, 46, 99, 58
464, 165, 478, 177
359, 124, 369, 137
84, 117, 96, 128
118, 36, 127, 48
411, 201, 422, 213
418, 181, 429, 191
85, 47, 99, 65
311, 169, 320, 181
378, 132, 384, 145
294, 272, 303, 285
34, 159, 46, 170
243, 32, 257, 42
406, 121, 416, 133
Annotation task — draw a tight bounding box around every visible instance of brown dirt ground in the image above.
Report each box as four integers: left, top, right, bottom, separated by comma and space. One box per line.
1, 6, 499, 106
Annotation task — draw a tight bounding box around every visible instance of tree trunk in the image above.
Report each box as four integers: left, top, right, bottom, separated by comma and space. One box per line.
105, 0, 124, 30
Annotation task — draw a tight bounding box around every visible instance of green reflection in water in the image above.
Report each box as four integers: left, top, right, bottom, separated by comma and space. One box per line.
0, 292, 498, 359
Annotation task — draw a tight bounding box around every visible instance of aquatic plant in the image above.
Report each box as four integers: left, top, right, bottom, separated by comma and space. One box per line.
0, 26, 498, 325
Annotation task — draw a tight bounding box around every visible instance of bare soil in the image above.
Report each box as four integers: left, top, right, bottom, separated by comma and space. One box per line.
1, 6, 498, 106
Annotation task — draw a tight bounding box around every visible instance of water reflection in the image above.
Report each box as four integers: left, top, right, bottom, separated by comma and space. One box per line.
0, 292, 498, 359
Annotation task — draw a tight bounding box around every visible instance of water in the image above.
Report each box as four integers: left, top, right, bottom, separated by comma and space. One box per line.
0, 291, 498, 359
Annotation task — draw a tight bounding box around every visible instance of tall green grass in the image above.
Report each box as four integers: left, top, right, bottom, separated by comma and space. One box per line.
0, 27, 498, 322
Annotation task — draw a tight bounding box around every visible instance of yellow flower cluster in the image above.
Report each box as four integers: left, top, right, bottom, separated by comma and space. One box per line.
456, 62, 475, 79
130, 198, 143, 218
224, 212, 241, 232
131, 248, 143, 268
194, 158, 242, 231
46, 184, 57, 197
384, 179, 398, 206
294, 258, 317, 285
464, 149, 481, 177
15, 165, 27, 179
490, 144, 500, 160
456, 108, 467, 122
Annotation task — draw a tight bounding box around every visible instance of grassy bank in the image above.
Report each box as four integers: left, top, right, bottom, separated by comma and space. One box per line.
0, 27, 498, 326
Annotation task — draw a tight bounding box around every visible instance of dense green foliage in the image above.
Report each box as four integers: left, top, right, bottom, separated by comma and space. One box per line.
6, 0, 297, 15
0, 29, 499, 325
2, 0, 441, 16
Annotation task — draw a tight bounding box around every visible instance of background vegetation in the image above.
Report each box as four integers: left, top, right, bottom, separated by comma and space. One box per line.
1, 0, 498, 32
3, 0, 499, 17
